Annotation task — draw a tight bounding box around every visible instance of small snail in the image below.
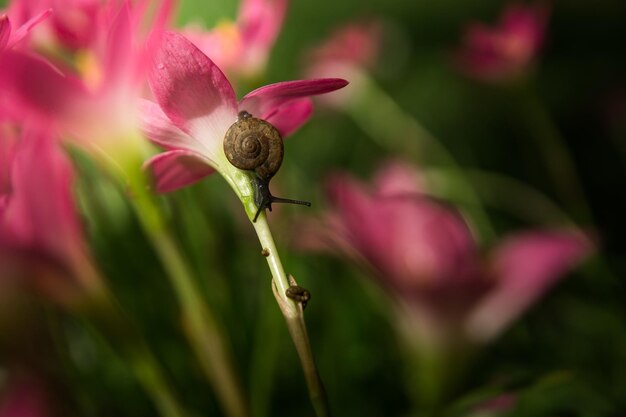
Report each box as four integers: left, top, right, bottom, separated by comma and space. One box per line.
224, 111, 311, 222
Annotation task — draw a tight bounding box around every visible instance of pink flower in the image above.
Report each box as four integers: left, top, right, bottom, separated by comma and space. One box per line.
4, 0, 164, 52
184, 0, 288, 79
0, 1, 172, 159
305, 20, 381, 107
0, 8, 51, 51
0, 127, 100, 305
308, 20, 381, 73
0, 372, 50, 417
455, 3, 549, 82
141, 31, 347, 195
296, 162, 593, 346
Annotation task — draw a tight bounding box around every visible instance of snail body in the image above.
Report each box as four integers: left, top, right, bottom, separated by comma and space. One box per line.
224, 111, 310, 222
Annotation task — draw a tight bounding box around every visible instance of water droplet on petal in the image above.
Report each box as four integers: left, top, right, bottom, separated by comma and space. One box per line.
157, 63, 164, 70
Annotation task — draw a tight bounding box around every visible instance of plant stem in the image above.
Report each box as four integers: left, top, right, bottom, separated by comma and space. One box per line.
421, 167, 575, 226
249, 290, 281, 417
344, 73, 496, 243
252, 214, 331, 417
72, 257, 186, 417
127, 170, 249, 417
84, 288, 186, 417
514, 84, 594, 223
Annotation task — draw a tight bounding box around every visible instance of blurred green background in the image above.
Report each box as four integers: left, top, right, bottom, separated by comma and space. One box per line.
3, 0, 626, 416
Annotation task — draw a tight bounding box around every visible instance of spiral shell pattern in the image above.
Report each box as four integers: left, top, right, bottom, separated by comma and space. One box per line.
224, 112, 284, 180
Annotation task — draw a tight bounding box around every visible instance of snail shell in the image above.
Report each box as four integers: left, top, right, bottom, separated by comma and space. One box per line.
223, 111, 283, 181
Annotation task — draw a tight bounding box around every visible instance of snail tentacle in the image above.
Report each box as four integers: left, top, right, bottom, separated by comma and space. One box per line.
224, 112, 311, 222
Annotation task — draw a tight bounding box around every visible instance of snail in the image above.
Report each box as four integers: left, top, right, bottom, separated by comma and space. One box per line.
224, 111, 311, 222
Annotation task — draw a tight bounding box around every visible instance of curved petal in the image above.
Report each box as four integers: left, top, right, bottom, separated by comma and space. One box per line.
0, 373, 50, 417
144, 150, 216, 193
6, 8, 51, 49
138, 99, 204, 153
1, 130, 85, 265
466, 230, 593, 343
149, 31, 237, 135
239, 78, 348, 122
0, 132, 19, 198
264, 98, 313, 136
0, 50, 91, 128
102, 2, 134, 85
373, 160, 427, 197
239, 0, 287, 47
0, 15, 11, 51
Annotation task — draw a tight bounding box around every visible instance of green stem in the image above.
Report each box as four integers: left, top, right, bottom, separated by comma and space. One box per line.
249, 290, 281, 417
81, 284, 186, 417
127, 171, 249, 417
421, 167, 575, 226
252, 214, 331, 417
344, 73, 496, 243
69, 146, 186, 417
513, 84, 594, 223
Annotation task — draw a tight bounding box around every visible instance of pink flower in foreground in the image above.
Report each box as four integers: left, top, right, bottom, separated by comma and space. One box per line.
0, 8, 50, 51
141, 31, 347, 199
0, 128, 100, 305
455, 3, 549, 82
296, 162, 593, 346
305, 20, 381, 106
184, 0, 288, 79
5, 0, 164, 53
0, 1, 172, 159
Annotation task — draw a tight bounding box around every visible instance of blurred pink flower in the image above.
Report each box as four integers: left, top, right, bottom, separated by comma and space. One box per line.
469, 393, 517, 416
0, 1, 172, 157
184, 0, 288, 79
0, 8, 50, 51
141, 31, 347, 193
296, 162, 593, 346
0, 127, 100, 305
455, 3, 549, 82
309, 20, 381, 73
305, 20, 381, 106
0, 372, 50, 417
5, 0, 165, 52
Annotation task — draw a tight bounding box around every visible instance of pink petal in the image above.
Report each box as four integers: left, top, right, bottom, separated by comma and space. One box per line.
501, 3, 549, 51
0, 51, 91, 129
0, 373, 49, 417
0, 15, 11, 50
454, 3, 549, 83
323, 174, 477, 293
102, 2, 134, 85
0, 131, 19, 198
292, 212, 365, 265
239, 78, 348, 129
373, 160, 427, 197
239, 0, 287, 51
307, 20, 382, 70
264, 98, 313, 136
466, 230, 593, 343
149, 31, 237, 133
138, 99, 203, 153
0, 130, 85, 266
144, 150, 216, 193
6, 8, 51, 49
